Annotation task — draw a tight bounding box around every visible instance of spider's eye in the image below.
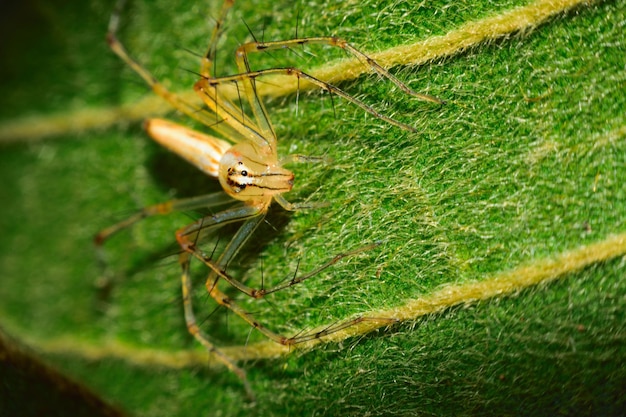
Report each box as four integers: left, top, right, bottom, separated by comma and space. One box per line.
241, 170, 248, 176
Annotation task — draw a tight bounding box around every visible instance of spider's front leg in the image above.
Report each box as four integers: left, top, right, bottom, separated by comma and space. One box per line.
234, 36, 444, 104
175, 204, 267, 296
178, 210, 392, 350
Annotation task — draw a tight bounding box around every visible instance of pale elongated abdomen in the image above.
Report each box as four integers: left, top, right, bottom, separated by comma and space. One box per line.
145, 118, 231, 178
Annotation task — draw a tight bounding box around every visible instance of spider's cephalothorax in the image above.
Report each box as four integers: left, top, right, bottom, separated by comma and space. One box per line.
219, 142, 293, 200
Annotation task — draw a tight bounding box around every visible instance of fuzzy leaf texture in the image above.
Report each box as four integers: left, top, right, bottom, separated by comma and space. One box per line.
0, 0, 625, 416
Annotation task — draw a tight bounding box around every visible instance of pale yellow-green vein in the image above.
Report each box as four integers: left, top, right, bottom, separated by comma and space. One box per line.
13, 231, 626, 369
0, 0, 592, 144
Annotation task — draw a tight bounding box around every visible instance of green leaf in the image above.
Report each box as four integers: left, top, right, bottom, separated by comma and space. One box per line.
1, 0, 625, 416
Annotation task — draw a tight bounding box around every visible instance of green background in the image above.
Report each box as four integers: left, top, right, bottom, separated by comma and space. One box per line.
1, 0, 625, 415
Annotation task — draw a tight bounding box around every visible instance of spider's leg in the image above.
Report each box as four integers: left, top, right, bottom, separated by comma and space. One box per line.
200, 0, 235, 78
176, 204, 266, 296
107, 0, 247, 142
234, 36, 443, 104
179, 251, 255, 401
178, 209, 301, 373
193, 243, 395, 348
202, 67, 420, 132
95, 192, 234, 246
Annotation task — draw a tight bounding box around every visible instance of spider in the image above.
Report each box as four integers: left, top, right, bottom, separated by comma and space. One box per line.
97, 0, 442, 399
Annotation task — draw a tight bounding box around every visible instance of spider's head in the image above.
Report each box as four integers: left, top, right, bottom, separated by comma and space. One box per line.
219, 143, 294, 201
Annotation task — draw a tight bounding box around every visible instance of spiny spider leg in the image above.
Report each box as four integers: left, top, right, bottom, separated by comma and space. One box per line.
94, 187, 235, 245
199, 0, 278, 147
195, 31, 446, 135
200, 0, 235, 79
179, 251, 254, 399
232, 36, 444, 104
179, 224, 381, 300
287, 316, 399, 345
107, 0, 258, 146
182, 237, 392, 348
198, 67, 421, 132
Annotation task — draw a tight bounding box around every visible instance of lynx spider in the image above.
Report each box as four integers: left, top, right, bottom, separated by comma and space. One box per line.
97, 0, 442, 399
